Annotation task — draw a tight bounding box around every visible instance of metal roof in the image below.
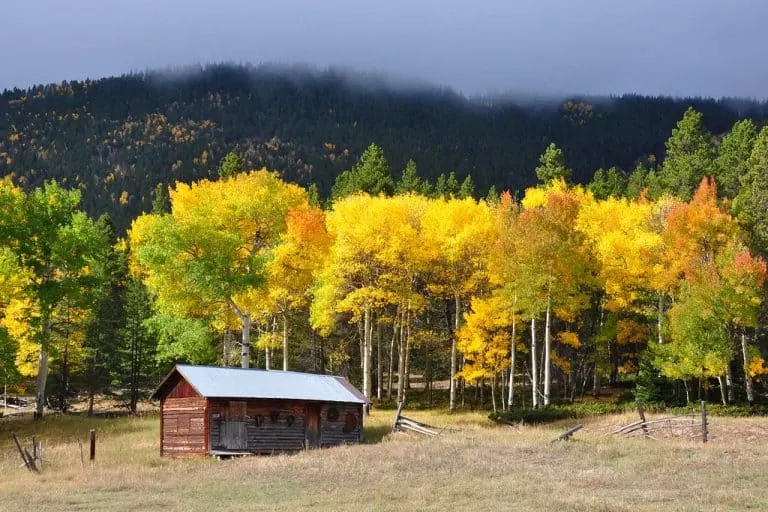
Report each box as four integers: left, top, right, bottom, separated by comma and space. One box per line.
152, 364, 369, 404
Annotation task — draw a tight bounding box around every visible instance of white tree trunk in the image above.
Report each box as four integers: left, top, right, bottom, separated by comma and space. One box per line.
282, 313, 288, 371
658, 294, 664, 344
240, 313, 251, 368
377, 319, 383, 401
491, 374, 497, 413
388, 307, 399, 400
404, 306, 412, 392
531, 318, 538, 408
726, 364, 734, 403
544, 296, 552, 407
397, 306, 406, 403
35, 336, 49, 418
507, 307, 516, 408
449, 295, 460, 412
717, 376, 727, 405
741, 331, 754, 404
363, 305, 372, 400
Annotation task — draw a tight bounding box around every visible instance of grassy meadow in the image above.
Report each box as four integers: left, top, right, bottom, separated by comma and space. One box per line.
0, 408, 767, 511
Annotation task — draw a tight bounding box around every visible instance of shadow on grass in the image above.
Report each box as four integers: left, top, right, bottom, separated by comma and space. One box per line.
363, 423, 392, 444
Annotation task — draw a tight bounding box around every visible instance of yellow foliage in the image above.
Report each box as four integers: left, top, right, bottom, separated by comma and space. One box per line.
746, 357, 768, 377
616, 319, 647, 345
550, 351, 571, 373
576, 196, 661, 311
557, 331, 580, 349
457, 296, 511, 382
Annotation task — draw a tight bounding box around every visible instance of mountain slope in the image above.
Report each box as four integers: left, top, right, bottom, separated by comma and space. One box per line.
1, 64, 765, 231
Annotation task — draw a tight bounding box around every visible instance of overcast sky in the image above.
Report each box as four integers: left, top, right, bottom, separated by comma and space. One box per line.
2, 0, 767, 98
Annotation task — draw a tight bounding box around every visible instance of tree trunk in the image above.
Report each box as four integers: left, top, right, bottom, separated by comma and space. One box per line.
508, 307, 516, 408
240, 314, 251, 368
544, 295, 552, 406
450, 295, 460, 412
404, 304, 412, 391
531, 318, 538, 408
741, 331, 754, 405
726, 364, 734, 404
363, 305, 372, 400
683, 380, 690, 404
717, 376, 727, 405
397, 306, 406, 403
377, 319, 383, 401
387, 307, 399, 400
59, 337, 69, 414
34, 318, 51, 419
282, 313, 289, 371
491, 374, 497, 413
222, 329, 230, 367
657, 294, 664, 344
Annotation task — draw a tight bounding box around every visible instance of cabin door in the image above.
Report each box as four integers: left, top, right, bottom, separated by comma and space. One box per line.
305, 404, 321, 448
215, 401, 248, 451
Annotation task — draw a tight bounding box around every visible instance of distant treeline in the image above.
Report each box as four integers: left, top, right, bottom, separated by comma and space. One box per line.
2, 63, 767, 232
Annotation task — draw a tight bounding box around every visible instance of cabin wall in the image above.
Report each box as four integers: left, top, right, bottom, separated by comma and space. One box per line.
161, 396, 207, 456
320, 403, 364, 447
209, 399, 307, 453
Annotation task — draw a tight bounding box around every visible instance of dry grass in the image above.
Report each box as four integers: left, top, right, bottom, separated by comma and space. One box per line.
0, 408, 766, 511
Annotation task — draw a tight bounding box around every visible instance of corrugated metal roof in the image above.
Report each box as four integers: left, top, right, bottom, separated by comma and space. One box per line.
154, 364, 369, 404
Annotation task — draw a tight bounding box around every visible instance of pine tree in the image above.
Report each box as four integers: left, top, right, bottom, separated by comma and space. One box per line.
535, 143, 572, 184
331, 143, 394, 199
217, 152, 245, 180
659, 108, 715, 200
458, 175, 475, 199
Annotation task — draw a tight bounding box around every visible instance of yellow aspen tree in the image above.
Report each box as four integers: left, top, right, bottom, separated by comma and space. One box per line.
422, 197, 496, 412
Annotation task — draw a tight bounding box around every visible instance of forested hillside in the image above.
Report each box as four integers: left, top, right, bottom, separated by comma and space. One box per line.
3, 64, 768, 418
2, 64, 767, 231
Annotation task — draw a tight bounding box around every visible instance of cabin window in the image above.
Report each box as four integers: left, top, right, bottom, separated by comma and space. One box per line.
251, 414, 263, 427
270, 411, 280, 423
342, 412, 358, 433
326, 407, 340, 422
285, 414, 295, 426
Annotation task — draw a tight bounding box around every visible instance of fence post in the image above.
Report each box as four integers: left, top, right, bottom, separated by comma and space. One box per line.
701, 400, 708, 443
636, 399, 649, 438
89, 429, 96, 461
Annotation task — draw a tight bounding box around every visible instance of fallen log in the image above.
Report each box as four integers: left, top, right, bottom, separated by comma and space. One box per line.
551, 424, 582, 443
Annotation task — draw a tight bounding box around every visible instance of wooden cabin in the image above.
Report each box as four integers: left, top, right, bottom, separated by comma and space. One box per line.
151, 365, 369, 457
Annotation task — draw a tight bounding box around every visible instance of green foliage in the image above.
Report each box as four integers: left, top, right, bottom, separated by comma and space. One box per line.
217, 152, 245, 180
659, 108, 715, 200
331, 143, 394, 199
491, 403, 626, 424
713, 119, 757, 199
734, 126, 768, 254
307, 183, 322, 207
396, 159, 428, 195
151, 183, 170, 214
485, 185, 500, 205
588, 167, 627, 200
145, 314, 216, 364
458, 175, 475, 199
535, 143, 572, 184
434, 171, 460, 198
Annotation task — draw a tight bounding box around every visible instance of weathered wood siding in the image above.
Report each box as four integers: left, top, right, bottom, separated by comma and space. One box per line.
209, 399, 307, 453
320, 403, 364, 447
162, 396, 207, 456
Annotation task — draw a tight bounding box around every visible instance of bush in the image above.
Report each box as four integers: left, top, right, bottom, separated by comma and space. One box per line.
490, 403, 627, 424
